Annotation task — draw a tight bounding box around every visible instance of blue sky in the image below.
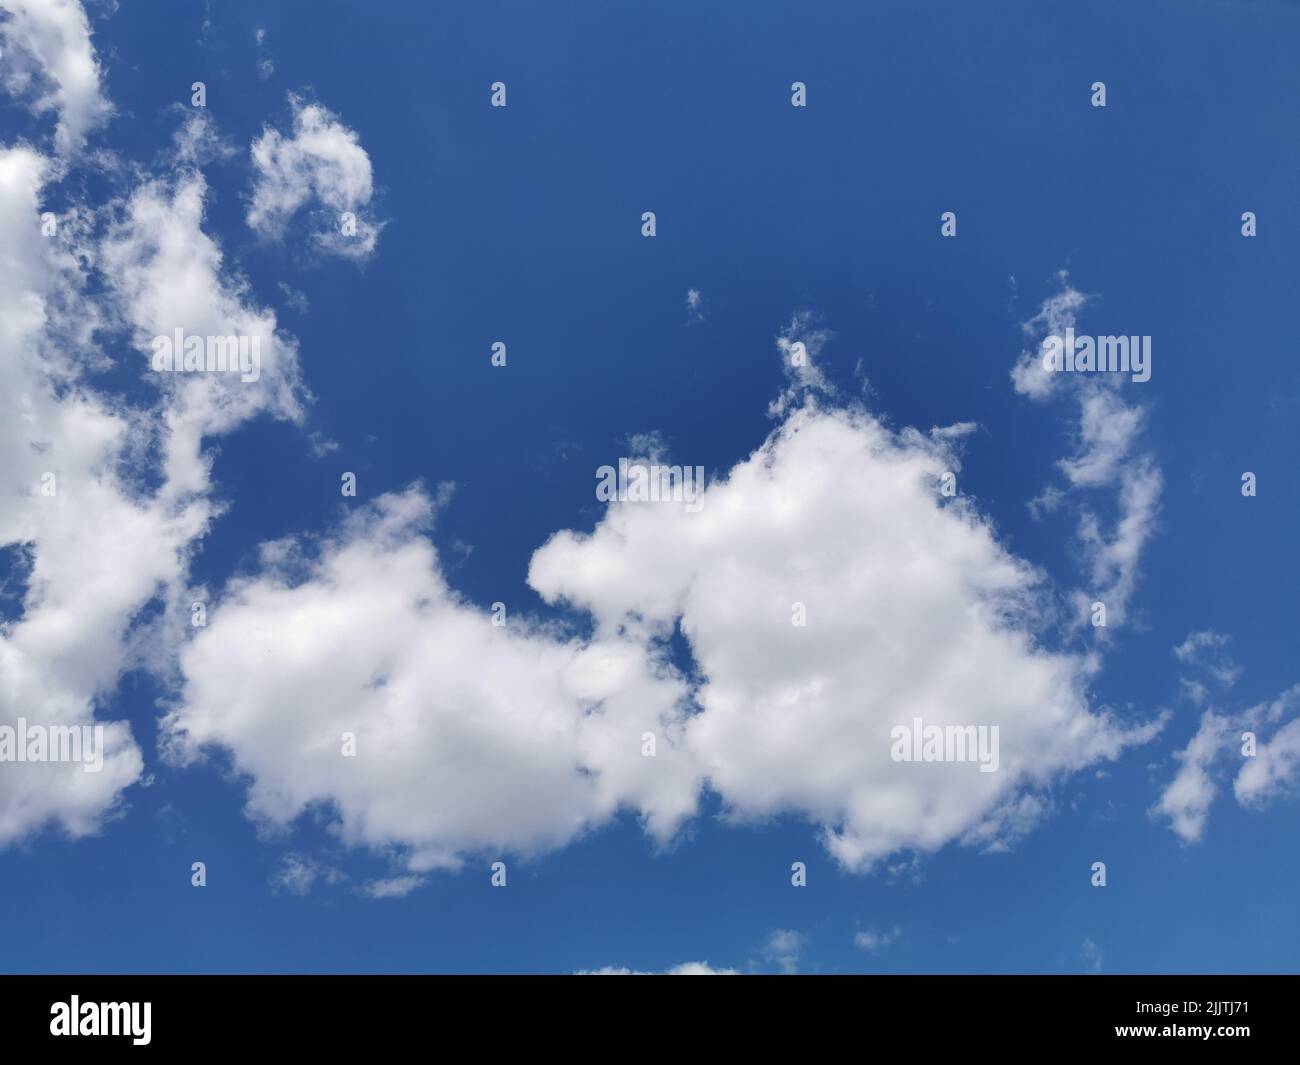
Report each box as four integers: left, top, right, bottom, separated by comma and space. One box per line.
0, 0, 1298, 974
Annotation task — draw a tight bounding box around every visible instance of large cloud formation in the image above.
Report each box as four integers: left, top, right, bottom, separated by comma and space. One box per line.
3, 2, 1167, 877
163, 488, 700, 873
0, 144, 146, 841
0, 5, 310, 844
164, 332, 1162, 875
533, 393, 1161, 870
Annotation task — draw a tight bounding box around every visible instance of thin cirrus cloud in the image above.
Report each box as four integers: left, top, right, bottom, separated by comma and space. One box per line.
1152, 630, 1300, 843
1153, 690, 1300, 844
759, 929, 807, 974
1013, 272, 1161, 633
854, 926, 902, 952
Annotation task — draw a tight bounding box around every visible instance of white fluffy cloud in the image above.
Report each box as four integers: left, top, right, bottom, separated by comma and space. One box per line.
0, 12, 1166, 881
0, 0, 111, 154
247, 95, 381, 257
533, 397, 1162, 870
0, 144, 180, 843
0, 4, 386, 850
99, 166, 308, 497
0, 97, 311, 845
163, 334, 1162, 877
162, 488, 701, 872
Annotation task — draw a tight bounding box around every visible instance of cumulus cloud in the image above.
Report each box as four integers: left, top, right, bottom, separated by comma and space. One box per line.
0, 22, 1166, 878
161, 487, 701, 874
0, 20, 325, 847
161, 326, 1163, 878
0, 143, 155, 843
0, 0, 111, 155
532, 393, 1162, 871
247, 94, 382, 258
0, 96, 314, 845
99, 165, 308, 497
